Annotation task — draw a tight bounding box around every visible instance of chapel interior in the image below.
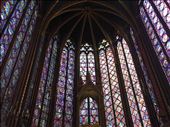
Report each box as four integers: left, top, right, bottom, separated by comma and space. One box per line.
0, 0, 170, 127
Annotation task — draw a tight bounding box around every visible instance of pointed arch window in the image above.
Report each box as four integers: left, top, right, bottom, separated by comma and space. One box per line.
99, 38, 154, 126
54, 40, 75, 127
140, 0, 170, 82
99, 40, 126, 127
1, 0, 38, 122
80, 97, 99, 126
32, 36, 58, 127
80, 43, 96, 84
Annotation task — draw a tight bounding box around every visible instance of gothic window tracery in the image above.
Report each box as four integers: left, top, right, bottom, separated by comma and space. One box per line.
54, 40, 75, 127
80, 43, 96, 84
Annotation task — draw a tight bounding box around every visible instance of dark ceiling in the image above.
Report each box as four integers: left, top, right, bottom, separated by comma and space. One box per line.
39, 0, 139, 47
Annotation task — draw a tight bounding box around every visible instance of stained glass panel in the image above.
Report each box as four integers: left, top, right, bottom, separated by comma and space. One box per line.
140, 0, 170, 82
143, 0, 170, 56
99, 40, 126, 127
0, 0, 27, 63
153, 0, 170, 29
54, 48, 67, 126
1, 1, 38, 124
99, 49, 115, 127
130, 28, 159, 120
54, 40, 75, 127
117, 39, 151, 127
1, 0, 35, 95
42, 37, 58, 127
80, 97, 99, 125
80, 52, 87, 84
1, 0, 17, 31
64, 49, 75, 127
6, 7, 37, 104
32, 36, 56, 127
88, 52, 96, 84
80, 43, 96, 85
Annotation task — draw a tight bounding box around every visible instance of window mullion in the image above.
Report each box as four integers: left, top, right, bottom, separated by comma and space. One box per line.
87, 97, 91, 124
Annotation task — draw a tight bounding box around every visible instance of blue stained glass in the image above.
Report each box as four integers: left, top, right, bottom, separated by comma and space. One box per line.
140, 0, 170, 82
64, 48, 75, 126
1, 1, 36, 101
143, 0, 169, 55
54, 40, 75, 127
153, 0, 170, 29
41, 37, 58, 127
8, 7, 38, 101
1, 0, 17, 30
1, 1, 37, 125
0, 0, 27, 64
32, 37, 54, 127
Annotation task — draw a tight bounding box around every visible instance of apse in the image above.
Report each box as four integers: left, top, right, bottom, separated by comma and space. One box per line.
1, 0, 170, 127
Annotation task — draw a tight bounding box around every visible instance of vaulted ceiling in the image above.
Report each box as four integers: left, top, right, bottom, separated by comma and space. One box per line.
38, 0, 139, 47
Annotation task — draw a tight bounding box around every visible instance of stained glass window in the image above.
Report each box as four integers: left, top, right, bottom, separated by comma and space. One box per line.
140, 0, 170, 82
32, 36, 58, 127
23, 36, 44, 117
99, 40, 126, 127
80, 97, 99, 126
54, 40, 75, 127
130, 28, 159, 120
0, 0, 28, 63
117, 38, 151, 126
1, 0, 38, 123
80, 43, 96, 84
1, 0, 17, 31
